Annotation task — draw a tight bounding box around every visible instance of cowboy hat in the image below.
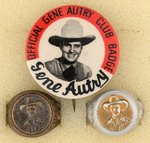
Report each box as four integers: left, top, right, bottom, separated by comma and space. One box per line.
48, 19, 96, 47
20, 97, 43, 111
103, 95, 128, 112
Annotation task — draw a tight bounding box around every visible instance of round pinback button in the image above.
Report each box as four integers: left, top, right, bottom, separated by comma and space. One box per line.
26, 5, 119, 99
7, 90, 61, 137
87, 90, 144, 136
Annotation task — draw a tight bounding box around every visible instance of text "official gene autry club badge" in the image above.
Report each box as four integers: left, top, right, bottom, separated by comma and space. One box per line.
26, 5, 119, 99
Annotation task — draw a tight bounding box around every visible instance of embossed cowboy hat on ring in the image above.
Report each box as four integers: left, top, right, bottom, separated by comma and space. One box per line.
103, 95, 128, 112
20, 97, 43, 111
48, 19, 96, 47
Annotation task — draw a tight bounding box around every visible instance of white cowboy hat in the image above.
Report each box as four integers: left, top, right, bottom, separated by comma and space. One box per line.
48, 19, 96, 47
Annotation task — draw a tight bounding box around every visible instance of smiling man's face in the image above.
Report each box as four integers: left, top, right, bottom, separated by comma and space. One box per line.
60, 41, 82, 63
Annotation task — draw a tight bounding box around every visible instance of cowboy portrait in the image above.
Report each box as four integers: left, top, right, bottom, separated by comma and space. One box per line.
20, 97, 44, 133
45, 19, 96, 82
103, 95, 131, 131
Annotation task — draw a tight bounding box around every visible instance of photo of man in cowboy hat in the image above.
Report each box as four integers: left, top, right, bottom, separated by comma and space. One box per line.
45, 19, 96, 82
20, 97, 44, 133
103, 95, 131, 131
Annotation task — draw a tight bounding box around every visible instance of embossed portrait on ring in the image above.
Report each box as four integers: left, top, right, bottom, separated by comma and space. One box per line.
39, 17, 105, 84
